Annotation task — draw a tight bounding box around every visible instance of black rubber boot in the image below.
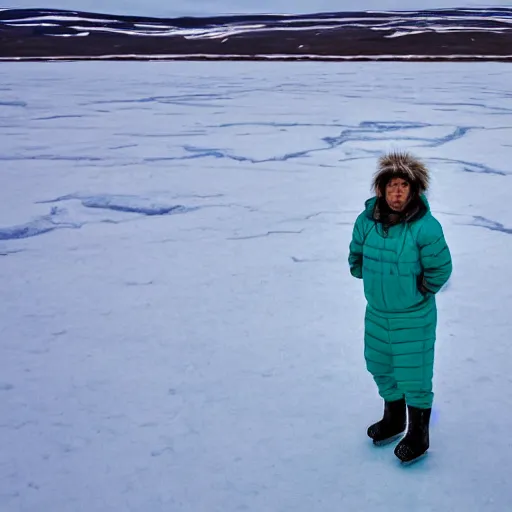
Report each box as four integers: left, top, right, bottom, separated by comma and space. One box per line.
394, 406, 431, 464
367, 398, 406, 446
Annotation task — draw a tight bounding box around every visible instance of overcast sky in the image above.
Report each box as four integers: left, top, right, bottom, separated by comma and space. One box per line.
3, 0, 511, 17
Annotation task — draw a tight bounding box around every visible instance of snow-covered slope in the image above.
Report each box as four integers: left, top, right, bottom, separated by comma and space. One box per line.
2, 7, 512, 60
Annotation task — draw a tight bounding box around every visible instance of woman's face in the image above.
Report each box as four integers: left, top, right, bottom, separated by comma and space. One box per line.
385, 177, 410, 212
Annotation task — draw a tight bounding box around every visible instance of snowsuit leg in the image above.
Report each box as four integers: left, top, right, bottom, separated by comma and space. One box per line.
389, 306, 437, 409
364, 307, 404, 402
364, 304, 437, 409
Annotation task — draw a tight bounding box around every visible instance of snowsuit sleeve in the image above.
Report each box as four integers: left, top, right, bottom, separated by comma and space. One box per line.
348, 213, 366, 279
418, 217, 452, 294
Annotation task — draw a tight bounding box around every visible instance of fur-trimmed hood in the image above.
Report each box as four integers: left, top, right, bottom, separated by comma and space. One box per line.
372, 151, 429, 195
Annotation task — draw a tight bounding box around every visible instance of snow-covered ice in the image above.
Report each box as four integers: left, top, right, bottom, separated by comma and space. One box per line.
1, 61, 512, 511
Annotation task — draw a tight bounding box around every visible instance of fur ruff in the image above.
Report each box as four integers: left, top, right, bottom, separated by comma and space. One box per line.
373, 151, 429, 195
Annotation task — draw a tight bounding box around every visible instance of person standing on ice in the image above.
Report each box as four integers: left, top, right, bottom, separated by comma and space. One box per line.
348, 151, 452, 464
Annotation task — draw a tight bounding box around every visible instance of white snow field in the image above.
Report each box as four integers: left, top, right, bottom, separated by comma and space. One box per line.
1, 61, 512, 511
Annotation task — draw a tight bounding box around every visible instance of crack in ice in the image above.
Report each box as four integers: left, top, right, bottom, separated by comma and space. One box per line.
228, 229, 304, 240
470, 216, 512, 234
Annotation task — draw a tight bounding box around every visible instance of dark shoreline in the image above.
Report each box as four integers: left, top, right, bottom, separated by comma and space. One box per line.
1, 8, 512, 62
3, 56, 512, 63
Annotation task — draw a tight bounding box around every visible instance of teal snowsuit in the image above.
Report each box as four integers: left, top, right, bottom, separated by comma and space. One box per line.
349, 195, 452, 409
